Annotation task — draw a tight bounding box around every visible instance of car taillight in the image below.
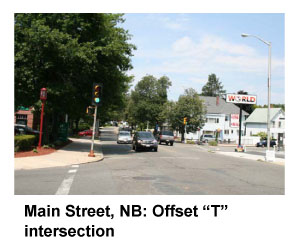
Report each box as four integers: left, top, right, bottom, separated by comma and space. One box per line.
160, 135, 163, 139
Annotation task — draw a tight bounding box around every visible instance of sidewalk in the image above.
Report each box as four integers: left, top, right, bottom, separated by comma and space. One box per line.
14, 138, 104, 170
196, 145, 285, 166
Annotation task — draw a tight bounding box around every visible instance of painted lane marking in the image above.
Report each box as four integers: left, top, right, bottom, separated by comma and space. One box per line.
68, 169, 77, 173
55, 166, 79, 195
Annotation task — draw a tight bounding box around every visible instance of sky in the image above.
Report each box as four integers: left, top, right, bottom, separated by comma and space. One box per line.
120, 13, 285, 105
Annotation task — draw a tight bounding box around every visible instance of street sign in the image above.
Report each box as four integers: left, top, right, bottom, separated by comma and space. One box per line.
226, 94, 257, 104
230, 114, 239, 128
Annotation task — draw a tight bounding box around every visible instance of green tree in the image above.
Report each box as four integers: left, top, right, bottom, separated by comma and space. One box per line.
127, 75, 171, 130
201, 73, 226, 97
169, 88, 206, 141
15, 13, 136, 142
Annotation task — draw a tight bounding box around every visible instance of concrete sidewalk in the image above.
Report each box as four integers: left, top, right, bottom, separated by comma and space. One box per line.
14, 138, 104, 170
197, 145, 285, 166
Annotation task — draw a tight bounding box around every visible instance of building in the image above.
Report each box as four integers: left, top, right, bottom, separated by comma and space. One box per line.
185, 96, 248, 143
14, 107, 36, 129
244, 108, 285, 145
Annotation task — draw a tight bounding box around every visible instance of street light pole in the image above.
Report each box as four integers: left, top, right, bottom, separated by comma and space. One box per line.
267, 42, 272, 152
241, 33, 273, 161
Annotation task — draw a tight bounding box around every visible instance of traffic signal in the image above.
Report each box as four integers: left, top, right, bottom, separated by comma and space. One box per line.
86, 106, 94, 115
92, 83, 103, 106
183, 117, 187, 125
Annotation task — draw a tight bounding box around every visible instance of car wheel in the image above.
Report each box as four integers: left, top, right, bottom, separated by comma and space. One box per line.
154, 148, 158, 152
159, 140, 162, 144
135, 146, 139, 152
166, 142, 168, 145
170, 142, 174, 146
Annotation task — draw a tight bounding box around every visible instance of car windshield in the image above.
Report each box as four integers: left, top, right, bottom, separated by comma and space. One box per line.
204, 135, 213, 138
161, 131, 173, 136
119, 132, 130, 136
138, 132, 154, 139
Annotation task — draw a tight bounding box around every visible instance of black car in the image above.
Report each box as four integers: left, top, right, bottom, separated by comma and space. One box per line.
14, 124, 40, 135
256, 140, 277, 147
132, 131, 158, 152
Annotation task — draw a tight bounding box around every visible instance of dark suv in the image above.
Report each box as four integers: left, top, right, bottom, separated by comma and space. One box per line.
256, 140, 277, 147
156, 130, 174, 146
132, 131, 158, 152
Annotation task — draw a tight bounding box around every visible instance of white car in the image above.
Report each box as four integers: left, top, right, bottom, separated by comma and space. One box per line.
117, 131, 132, 144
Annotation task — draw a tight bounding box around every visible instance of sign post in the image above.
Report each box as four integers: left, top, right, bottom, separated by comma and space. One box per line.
38, 88, 47, 149
226, 93, 257, 152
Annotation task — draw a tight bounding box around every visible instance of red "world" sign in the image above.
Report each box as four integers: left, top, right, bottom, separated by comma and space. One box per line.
226, 94, 257, 104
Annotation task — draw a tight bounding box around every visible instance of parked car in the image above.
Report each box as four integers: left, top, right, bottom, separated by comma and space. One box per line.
256, 140, 277, 147
14, 124, 39, 135
156, 130, 174, 146
200, 134, 216, 143
132, 131, 158, 152
117, 131, 132, 144
78, 129, 93, 136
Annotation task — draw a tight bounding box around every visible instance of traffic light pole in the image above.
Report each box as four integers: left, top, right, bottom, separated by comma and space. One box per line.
184, 122, 187, 143
88, 106, 97, 157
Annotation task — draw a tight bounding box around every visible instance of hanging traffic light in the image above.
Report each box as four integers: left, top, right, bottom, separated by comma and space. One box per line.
183, 117, 187, 125
92, 83, 103, 106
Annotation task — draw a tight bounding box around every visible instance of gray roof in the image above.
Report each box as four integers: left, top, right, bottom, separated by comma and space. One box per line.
199, 96, 248, 115
245, 108, 283, 123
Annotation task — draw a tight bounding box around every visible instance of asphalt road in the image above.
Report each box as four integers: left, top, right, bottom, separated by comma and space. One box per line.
15, 127, 284, 195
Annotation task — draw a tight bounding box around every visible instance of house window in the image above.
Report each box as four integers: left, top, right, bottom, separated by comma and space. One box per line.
279, 121, 282, 128
231, 130, 233, 134
207, 118, 217, 123
16, 114, 27, 125
224, 130, 229, 135
272, 121, 275, 128
225, 115, 229, 121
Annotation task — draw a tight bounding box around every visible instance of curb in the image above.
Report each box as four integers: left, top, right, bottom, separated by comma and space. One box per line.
14, 138, 105, 170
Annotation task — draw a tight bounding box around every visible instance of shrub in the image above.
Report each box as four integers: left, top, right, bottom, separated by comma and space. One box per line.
15, 135, 36, 151
186, 140, 196, 144
208, 141, 218, 146
78, 123, 91, 132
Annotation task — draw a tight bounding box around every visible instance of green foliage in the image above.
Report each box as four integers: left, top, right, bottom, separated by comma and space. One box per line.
186, 140, 196, 144
208, 141, 218, 146
201, 73, 226, 97
14, 135, 36, 151
169, 88, 206, 139
78, 123, 91, 131
252, 103, 285, 112
33, 148, 38, 153
15, 13, 136, 138
127, 75, 172, 129
256, 132, 267, 140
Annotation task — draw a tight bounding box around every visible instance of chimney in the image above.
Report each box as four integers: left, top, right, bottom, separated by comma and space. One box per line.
216, 96, 219, 106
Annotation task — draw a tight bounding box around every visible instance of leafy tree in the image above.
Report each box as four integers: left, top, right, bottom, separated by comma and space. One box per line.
201, 73, 226, 97
127, 75, 171, 130
15, 13, 136, 142
169, 88, 206, 141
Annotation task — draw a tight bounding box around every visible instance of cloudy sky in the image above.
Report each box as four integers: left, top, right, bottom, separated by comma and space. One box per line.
120, 13, 284, 105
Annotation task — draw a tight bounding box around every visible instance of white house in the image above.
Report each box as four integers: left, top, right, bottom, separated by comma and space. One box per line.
244, 108, 285, 145
184, 96, 248, 143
